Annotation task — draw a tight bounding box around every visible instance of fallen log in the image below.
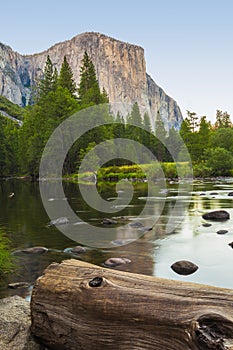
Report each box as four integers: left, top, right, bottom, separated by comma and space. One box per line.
31, 259, 233, 350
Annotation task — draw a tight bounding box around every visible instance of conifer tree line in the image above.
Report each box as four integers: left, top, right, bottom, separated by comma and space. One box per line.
0, 51, 232, 178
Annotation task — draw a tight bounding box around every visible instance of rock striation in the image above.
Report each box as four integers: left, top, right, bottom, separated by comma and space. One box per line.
0, 32, 183, 129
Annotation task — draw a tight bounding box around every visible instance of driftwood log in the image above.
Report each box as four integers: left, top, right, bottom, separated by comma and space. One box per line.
31, 259, 233, 350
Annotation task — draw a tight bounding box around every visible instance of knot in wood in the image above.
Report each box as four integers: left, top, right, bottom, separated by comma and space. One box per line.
89, 276, 103, 287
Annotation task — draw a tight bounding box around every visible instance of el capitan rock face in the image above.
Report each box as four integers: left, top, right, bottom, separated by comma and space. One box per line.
0, 32, 182, 129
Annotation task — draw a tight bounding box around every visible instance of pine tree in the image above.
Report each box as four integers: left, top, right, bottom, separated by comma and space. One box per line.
38, 55, 57, 99
59, 56, 77, 97
215, 110, 232, 129
154, 111, 166, 161
78, 51, 105, 105
127, 102, 142, 127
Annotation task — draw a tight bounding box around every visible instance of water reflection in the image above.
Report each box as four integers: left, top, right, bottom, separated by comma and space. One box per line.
0, 178, 233, 299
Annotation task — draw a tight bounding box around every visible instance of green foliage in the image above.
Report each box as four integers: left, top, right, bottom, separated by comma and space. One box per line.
214, 110, 232, 129
78, 51, 108, 105
37, 55, 57, 100
210, 128, 233, 152
0, 116, 20, 176
59, 56, 77, 97
205, 147, 233, 176
0, 229, 14, 276
0, 95, 25, 119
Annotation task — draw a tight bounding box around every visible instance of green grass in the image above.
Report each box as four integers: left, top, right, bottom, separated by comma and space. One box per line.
0, 229, 14, 276
68, 162, 193, 183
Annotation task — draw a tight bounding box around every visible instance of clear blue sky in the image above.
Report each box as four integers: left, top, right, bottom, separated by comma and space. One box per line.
1, 0, 233, 122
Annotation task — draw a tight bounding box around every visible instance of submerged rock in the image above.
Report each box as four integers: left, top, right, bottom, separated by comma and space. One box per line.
202, 223, 212, 227
171, 260, 199, 275
210, 192, 218, 195
228, 192, 233, 196
228, 242, 233, 248
216, 230, 228, 235
101, 218, 117, 225
104, 257, 131, 267
48, 217, 69, 226
202, 210, 230, 221
129, 221, 144, 228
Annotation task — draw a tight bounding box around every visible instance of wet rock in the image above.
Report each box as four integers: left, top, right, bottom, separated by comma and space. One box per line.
70, 246, 86, 254
228, 192, 233, 196
8, 282, 30, 289
210, 192, 218, 195
129, 221, 144, 228
200, 193, 206, 196
104, 257, 131, 267
112, 216, 129, 221
216, 230, 228, 235
202, 210, 230, 221
48, 217, 69, 226
101, 218, 117, 225
138, 226, 153, 232
202, 223, 212, 227
228, 242, 233, 248
171, 260, 199, 275
0, 295, 42, 349
20, 247, 48, 254
111, 239, 135, 246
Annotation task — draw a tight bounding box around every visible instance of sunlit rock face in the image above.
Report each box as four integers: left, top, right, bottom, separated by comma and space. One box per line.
0, 32, 183, 129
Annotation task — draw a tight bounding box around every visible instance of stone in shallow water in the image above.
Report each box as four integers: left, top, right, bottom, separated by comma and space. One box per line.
129, 221, 144, 228
104, 257, 131, 267
202, 210, 230, 221
228, 242, 233, 248
171, 260, 199, 275
228, 192, 233, 196
49, 217, 69, 226
20, 246, 48, 254
217, 230, 228, 235
8, 282, 30, 289
71, 246, 86, 254
202, 223, 212, 227
101, 218, 117, 225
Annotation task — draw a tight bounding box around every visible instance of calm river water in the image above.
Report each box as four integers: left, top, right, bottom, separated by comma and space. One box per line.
1, 178, 233, 299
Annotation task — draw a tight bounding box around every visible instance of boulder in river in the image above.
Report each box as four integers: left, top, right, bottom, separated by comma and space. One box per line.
8, 282, 30, 289
129, 221, 144, 228
228, 192, 233, 196
171, 260, 199, 275
202, 210, 230, 221
20, 247, 48, 254
216, 230, 228, 235
104, 257, 131, 267
202, 223, 212, 227
48, 217, 69, 226
101, 218, 117, 225
228, 242, 233, 248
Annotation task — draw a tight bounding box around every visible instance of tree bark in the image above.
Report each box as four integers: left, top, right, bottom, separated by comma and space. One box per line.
31, 259, 233, 350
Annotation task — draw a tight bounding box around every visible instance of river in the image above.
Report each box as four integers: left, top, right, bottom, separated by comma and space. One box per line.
1, 178, 233, 299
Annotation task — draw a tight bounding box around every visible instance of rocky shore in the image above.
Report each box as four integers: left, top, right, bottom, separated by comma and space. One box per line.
0, 296, 45, 350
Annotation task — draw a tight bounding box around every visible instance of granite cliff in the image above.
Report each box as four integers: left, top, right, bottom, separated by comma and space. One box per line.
0, 32, 182, 129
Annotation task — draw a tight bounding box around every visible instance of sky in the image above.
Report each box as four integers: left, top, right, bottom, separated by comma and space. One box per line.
1, 0, 233, 122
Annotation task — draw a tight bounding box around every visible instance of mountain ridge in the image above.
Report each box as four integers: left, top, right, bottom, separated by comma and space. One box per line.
0, 32, 182, 129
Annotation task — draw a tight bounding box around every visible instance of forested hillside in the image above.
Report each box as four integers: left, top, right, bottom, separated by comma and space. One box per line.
0, 53, 232, 178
